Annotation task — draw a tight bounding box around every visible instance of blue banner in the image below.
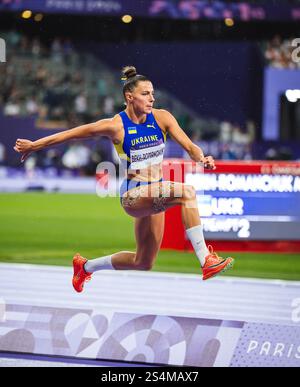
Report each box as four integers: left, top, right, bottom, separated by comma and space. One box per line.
0, 0, 300, 21
0, 0, 143, 16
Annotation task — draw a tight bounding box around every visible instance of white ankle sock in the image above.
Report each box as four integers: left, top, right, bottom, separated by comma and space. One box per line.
186, 224, 209, 267
84, 255, 114, 273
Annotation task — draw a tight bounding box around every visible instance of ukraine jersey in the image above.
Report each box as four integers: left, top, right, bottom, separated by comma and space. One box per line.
114, 110, 167, 171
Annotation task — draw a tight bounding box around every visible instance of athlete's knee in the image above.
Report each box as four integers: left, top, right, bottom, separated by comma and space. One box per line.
136, 262, 153, 271
133, 256, 155, 271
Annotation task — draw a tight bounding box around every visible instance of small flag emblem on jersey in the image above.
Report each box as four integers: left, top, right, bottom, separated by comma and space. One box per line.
128, 127, 137, 134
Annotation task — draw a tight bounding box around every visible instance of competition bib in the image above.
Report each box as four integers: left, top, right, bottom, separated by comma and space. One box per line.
129, 143, 165, 170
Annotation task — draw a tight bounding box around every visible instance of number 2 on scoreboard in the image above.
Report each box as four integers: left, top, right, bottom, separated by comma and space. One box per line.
237, 219, 250, 238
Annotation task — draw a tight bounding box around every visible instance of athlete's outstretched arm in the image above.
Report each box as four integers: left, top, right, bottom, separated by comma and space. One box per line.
159, 110, 216, 169
14, 118, 116, 162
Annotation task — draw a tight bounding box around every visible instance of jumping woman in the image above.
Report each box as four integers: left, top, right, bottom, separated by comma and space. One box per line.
14, 66, 234, 292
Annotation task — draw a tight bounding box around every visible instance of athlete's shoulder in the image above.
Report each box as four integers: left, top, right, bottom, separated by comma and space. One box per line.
153, 108, 176, 121
104, 113, 123, 130
91, 114, 123, 139
109, 114, 125, 143
111, 113, 123, 124
94, 113, 122, 127
152, 109, 176, 130
152, 108, 171, 117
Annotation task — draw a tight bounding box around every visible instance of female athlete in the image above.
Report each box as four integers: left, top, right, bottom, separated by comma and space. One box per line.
14, 66, 234, 292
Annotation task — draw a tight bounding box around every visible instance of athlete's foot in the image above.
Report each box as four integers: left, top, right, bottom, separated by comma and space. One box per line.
72, 253, 92, 293
202, 245, 234, 281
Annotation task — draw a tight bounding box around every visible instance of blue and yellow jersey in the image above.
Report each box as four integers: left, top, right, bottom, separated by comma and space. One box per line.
114, 110, 167, 171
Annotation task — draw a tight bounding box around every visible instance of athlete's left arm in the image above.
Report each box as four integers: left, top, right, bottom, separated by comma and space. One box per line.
158, 110, 216, 170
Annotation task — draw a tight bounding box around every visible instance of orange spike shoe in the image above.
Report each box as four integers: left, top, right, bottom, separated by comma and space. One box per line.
72, 253, 92, 293
202, 245, 234, 281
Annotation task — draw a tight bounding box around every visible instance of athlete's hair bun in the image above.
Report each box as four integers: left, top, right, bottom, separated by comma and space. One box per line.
121, 66, 149, 97
122, 66, 137, 81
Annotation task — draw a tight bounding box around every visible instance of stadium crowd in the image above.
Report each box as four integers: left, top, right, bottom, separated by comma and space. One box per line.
0, 31, 123, 126
1, 31, 297, 168
264, 35, 300, 69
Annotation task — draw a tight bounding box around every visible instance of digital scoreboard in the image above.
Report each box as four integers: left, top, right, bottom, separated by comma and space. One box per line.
162, 160, 300, 248
186, 169, 300, 240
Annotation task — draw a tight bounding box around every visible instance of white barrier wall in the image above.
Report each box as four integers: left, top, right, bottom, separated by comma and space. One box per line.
0, 304, 299, 367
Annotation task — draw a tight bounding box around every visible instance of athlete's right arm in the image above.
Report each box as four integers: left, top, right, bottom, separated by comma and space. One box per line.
14, 117, 117, 162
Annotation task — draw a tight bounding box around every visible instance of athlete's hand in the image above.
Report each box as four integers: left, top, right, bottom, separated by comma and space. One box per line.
14, 139, 34, 163
203, 155, 216, 170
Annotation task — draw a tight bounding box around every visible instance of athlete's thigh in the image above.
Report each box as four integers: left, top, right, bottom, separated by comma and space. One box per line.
134, 212, 165, 264
121, 181, 185, 217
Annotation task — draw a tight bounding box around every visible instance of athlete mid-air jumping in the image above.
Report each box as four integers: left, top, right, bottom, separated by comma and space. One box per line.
14, 66, 234, 292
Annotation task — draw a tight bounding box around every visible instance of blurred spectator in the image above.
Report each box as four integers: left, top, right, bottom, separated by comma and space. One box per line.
3, 97, 21, 116
42, 149, 62, 168
62, 142, 91, 170
35, 65, 48, 87
0, 142, 6, 166
31, 37, 42, 57
62, 38, 74, 65
232, 124, 251, 146
19, 35, 30, 55
97, 78, 108, 98
74, 92, 88, 122
25, 96, 39, 115
219, 121, 232, 143
245, 120, 256, 143
51, 38, 63, 63
243, 144, 253, 161
265, 147, 279, 161
264, 35, 300, 69
24, 154, 38, 179
6, 30, 21, 49
103, 96, 115, 116
221, 143, 238, 160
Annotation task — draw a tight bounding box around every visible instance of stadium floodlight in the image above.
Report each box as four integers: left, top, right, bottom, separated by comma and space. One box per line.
285, 89, 300, 103
34, 13, 43, 22
21, 10, 32, 19
225, 18, 234, 27
122, 15, 133, 24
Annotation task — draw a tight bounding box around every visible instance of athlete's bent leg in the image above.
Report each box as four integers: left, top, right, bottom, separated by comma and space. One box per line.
72, 213, 164, 292
133, 212, 165, 271
83, 212, 164, 271
84, 251, 135, 272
